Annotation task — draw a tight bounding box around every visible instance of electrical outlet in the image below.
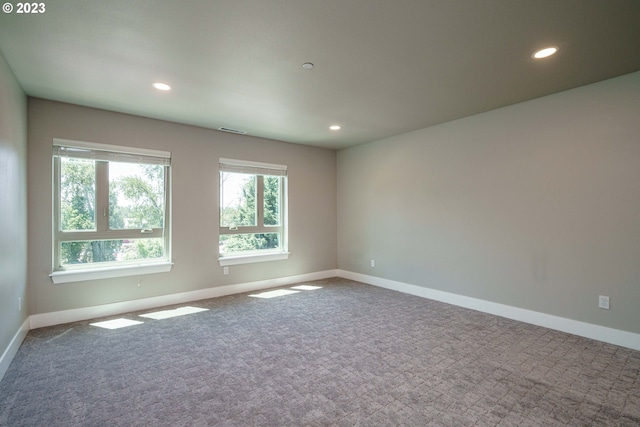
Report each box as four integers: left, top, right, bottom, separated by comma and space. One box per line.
598, 295, 610, 310
18, 297, 22, 312
370, 259, 375, 268
223, 266, 229, 275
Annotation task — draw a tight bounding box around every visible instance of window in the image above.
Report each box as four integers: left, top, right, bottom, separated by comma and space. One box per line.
219, 158, 288, 265
51, 139, 171, 283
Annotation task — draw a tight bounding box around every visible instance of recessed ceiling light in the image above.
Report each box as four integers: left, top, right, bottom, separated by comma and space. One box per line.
329, 125, 341, 130
302, 62, 314, 70
152, 82, 171, 91
532, 47, 558, 59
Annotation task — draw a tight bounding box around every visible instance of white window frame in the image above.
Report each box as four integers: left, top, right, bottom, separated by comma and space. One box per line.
50, 139, 172, 284
218, 158, 289, 266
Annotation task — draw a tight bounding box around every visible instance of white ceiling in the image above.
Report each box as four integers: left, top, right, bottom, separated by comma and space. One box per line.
1, 0, 639, 150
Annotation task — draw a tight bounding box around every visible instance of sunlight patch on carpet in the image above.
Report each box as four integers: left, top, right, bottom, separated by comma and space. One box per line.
291, 285, 322, 290
90, 318, 143, 329
249, 289, 300, 299
139, 306, 209, 320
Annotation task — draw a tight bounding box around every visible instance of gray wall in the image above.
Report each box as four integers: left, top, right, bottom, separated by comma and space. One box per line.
337, 72, 640, 334
28, 99, 337, 314
0, 52, 27, 351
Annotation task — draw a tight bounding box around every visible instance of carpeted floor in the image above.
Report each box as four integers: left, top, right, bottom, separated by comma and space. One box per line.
1, 277, 639, 426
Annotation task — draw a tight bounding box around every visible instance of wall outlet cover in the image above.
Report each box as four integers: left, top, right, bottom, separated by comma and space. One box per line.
599, 295, 610, 310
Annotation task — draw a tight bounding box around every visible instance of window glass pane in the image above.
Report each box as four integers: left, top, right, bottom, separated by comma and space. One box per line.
109, 162, 165, 229
263, 176, 280, 226
60, 157, 96, 231
219, 233, 279, 255
60, 238, 164, 265
220, 172, 256, 227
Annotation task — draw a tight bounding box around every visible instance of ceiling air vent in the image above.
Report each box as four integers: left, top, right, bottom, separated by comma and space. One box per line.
218, 127, 247, 135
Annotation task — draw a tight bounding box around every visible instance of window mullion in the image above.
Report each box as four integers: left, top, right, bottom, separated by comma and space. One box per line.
58, 229, 164, 241
256, 175, 264, 227
96, 161, 109, 233
219, 225, 273, 235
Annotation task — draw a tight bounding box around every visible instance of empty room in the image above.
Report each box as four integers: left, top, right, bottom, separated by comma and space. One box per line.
1, 1, 639, 425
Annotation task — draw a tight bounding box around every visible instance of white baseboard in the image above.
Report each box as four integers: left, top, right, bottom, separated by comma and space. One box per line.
0, 317, 30, 382
30, 269, 339, 329
337, 270, 640, 351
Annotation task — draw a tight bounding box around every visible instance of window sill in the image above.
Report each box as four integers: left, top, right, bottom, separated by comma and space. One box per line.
218, 252, 290, 266
50, 262, 173, 284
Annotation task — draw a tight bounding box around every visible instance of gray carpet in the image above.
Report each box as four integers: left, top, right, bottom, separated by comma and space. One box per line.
1, 278, 639, 426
